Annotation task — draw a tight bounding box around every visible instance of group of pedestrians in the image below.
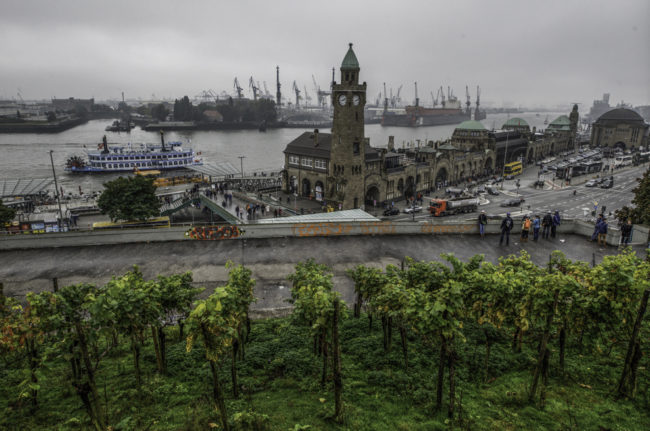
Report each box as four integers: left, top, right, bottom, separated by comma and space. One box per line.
492, 210, 561, 246
589, 215, 634, 248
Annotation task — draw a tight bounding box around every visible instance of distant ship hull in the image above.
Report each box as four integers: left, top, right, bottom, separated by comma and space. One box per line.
382, 106, 471, 127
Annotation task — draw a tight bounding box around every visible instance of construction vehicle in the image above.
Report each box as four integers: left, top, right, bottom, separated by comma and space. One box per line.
429, 196, 479, 217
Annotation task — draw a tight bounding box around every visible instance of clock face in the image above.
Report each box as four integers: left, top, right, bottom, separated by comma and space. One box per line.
338, 94, 347, 106
352, 95, 360, 106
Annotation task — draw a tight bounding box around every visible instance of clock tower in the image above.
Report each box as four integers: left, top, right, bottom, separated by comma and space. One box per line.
329, 43, 367, 209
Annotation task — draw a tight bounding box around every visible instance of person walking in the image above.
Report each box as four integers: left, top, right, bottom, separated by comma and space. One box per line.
591, 215, 603, 242
620, 218, 633, 247
542, 212, 552, 239
551, 210, 561, 238
520, 215, 531, 243
499, 212, 514, 246
532, 215, 541, 241
597, 217, 608, 247
478, 210, 488, 239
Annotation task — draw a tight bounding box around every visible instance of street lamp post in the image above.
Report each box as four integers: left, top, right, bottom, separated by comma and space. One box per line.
238, 155, 246, 179
49, 150, 64, 231
500, 131, 509, 190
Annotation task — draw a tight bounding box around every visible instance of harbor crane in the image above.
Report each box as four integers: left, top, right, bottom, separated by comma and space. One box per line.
465, 85, 471, 113
396, 84, 403, 106
476, 85, 481, 111
233, 77, 243, 99
304, 85, 311, 104
292, 81, 301, 108
312, 75, 321, 106
249, 77, 259, 101
383, 82, 388, 110
439, 86, 446, 107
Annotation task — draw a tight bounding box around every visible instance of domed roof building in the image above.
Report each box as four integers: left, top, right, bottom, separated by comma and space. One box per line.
502, 117, 531, 135
547, 115, 571, 132
590, 108, 648, 151
457, 120, 486, 130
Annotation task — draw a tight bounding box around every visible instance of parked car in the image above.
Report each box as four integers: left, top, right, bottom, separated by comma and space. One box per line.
403, 205, 423, 214
600, 180, 613, 189
533, 180, 545, 188
383, 207, 400, 216
500, 197, 525, 207
585, 179, 599, 187
486, 186, 499, 195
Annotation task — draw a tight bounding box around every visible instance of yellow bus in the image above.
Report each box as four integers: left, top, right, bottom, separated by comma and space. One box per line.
92, 216, 171, 230
504, 160, 523, 177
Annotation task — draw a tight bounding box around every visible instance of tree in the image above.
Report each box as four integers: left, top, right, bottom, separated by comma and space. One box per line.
94, 267, 160, 388
52, 283, 110, 431
75, 105, 89, 120
97, 176, 160, 222
186, 288, 239, 431
151, 103, 169, 122
615, 167, 650, 225
0, 201, 16, 224
288, 260, 346, 421
117, 101, 132, 113
151, 272, 203, 374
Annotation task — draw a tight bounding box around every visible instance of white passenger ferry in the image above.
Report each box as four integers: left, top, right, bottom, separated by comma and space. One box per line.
65, 133, 202, 173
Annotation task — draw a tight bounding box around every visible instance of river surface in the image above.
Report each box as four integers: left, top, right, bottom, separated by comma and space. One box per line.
0, 112, 560, 195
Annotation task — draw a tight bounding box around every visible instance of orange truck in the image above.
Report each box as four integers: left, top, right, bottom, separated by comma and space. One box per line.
429, 196, 479, 217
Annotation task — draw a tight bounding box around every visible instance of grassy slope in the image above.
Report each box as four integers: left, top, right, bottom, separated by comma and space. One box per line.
1, 315, 648, 430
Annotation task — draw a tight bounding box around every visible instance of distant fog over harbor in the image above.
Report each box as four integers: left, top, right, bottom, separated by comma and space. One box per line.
1, 0, 648, 108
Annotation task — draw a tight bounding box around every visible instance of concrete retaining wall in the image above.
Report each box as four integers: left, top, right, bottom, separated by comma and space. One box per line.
1, 218, 648, 250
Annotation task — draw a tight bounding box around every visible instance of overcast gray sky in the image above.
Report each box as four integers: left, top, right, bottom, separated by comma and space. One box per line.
1, 0, 648, 108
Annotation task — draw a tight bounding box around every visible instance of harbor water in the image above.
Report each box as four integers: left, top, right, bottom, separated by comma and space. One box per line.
0, 112, 560, 196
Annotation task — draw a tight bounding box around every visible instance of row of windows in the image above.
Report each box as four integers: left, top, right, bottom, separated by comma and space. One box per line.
90, 153, 190, 161
288, 155, 327, 170
91, 160, 189, 169
455, 131, 483, 137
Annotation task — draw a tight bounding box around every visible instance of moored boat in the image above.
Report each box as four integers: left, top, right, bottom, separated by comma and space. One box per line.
65, 133, 202, 173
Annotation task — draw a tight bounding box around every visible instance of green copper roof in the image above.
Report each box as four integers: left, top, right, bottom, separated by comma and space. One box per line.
503, 117, 529, 127
456, 120, 486, 130
549, 115, 570, 126
341, 43, 359, 69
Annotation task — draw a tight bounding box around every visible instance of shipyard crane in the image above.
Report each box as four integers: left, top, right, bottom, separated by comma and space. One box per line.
439, 86, 446, 107
383, 82, 388, 110
396, 84, 403, 106
16, 88, 25, 105
233, 77, 243, 99
476, 85, 481, 111
465, 85, 471, 113
431, 92, 437, 107
304, 85, 311, 104
292, 81, 301, 108
390, 88, 395, 108
312, 75, 321, 106
249, 77, 259, 101
263, 81, 271, 98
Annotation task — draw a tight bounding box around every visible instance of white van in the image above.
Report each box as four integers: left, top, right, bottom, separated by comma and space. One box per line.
614, 155, 633, 167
